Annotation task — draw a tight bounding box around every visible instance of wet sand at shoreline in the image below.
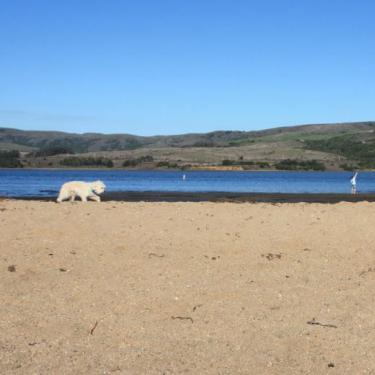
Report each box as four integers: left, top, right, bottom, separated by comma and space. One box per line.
8, 190, 375, 203
1, 200, 375, 374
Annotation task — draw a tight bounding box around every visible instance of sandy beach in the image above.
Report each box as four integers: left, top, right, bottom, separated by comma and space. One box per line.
1, 200, 375, 374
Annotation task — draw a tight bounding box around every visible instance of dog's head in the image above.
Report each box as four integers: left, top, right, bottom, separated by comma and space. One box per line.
91, 180, 106, 194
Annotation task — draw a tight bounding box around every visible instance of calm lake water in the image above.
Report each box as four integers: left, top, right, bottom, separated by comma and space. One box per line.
0, 169, 373, 197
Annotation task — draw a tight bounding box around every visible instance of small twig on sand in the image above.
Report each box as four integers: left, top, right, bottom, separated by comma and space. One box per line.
171, 316, 193, 323
262, 253, 282, 261
359, 267, 375, 277
90, 321, 99, 335
148, 253, 165, 258
307, 318, 337, 328
192, 304, 202, 312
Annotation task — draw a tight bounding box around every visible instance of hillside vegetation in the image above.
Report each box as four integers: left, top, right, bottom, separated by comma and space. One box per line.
0, 122, 374, 170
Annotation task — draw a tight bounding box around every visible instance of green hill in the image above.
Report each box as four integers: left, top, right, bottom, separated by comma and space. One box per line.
1, 122, 374, 170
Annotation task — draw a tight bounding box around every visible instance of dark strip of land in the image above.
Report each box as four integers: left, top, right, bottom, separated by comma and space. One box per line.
5, 191, 375, 203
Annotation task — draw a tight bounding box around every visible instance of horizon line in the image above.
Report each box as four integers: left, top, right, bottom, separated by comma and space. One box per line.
1, 120, 375, 138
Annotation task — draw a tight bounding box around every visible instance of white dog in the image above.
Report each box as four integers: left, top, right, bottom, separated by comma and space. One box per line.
57, 180, 106, 202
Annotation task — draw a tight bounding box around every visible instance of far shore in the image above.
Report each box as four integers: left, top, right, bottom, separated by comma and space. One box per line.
0, 166, 365, 172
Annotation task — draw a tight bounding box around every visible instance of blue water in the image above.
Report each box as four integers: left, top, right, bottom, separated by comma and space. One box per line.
0, 169, 373, 197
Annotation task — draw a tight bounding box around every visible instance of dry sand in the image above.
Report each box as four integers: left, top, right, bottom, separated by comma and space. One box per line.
1, 200, 375, 374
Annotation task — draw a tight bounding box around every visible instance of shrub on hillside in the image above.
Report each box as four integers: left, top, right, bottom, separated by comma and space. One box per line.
0, 150, 23, 168
222, 159, 235, 166
275, 159, 325, 171
156, 161, 179, 168
305, 135, 375, 167
34, 146, 74, 157
60, 156, 113, 168
122, 155, 154, 167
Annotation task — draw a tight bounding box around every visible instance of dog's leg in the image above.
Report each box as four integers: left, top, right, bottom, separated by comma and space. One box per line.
89, 194, 100, 202
57, 190, 68, 203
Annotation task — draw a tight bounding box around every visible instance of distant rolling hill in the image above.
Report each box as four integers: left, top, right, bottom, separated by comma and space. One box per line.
1, 121, 375, 170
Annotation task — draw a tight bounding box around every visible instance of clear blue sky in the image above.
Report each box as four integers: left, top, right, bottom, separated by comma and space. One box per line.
1, 0, 374, 135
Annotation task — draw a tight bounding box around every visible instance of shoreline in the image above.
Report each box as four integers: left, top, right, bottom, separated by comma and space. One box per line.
5, 191, 375, 203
